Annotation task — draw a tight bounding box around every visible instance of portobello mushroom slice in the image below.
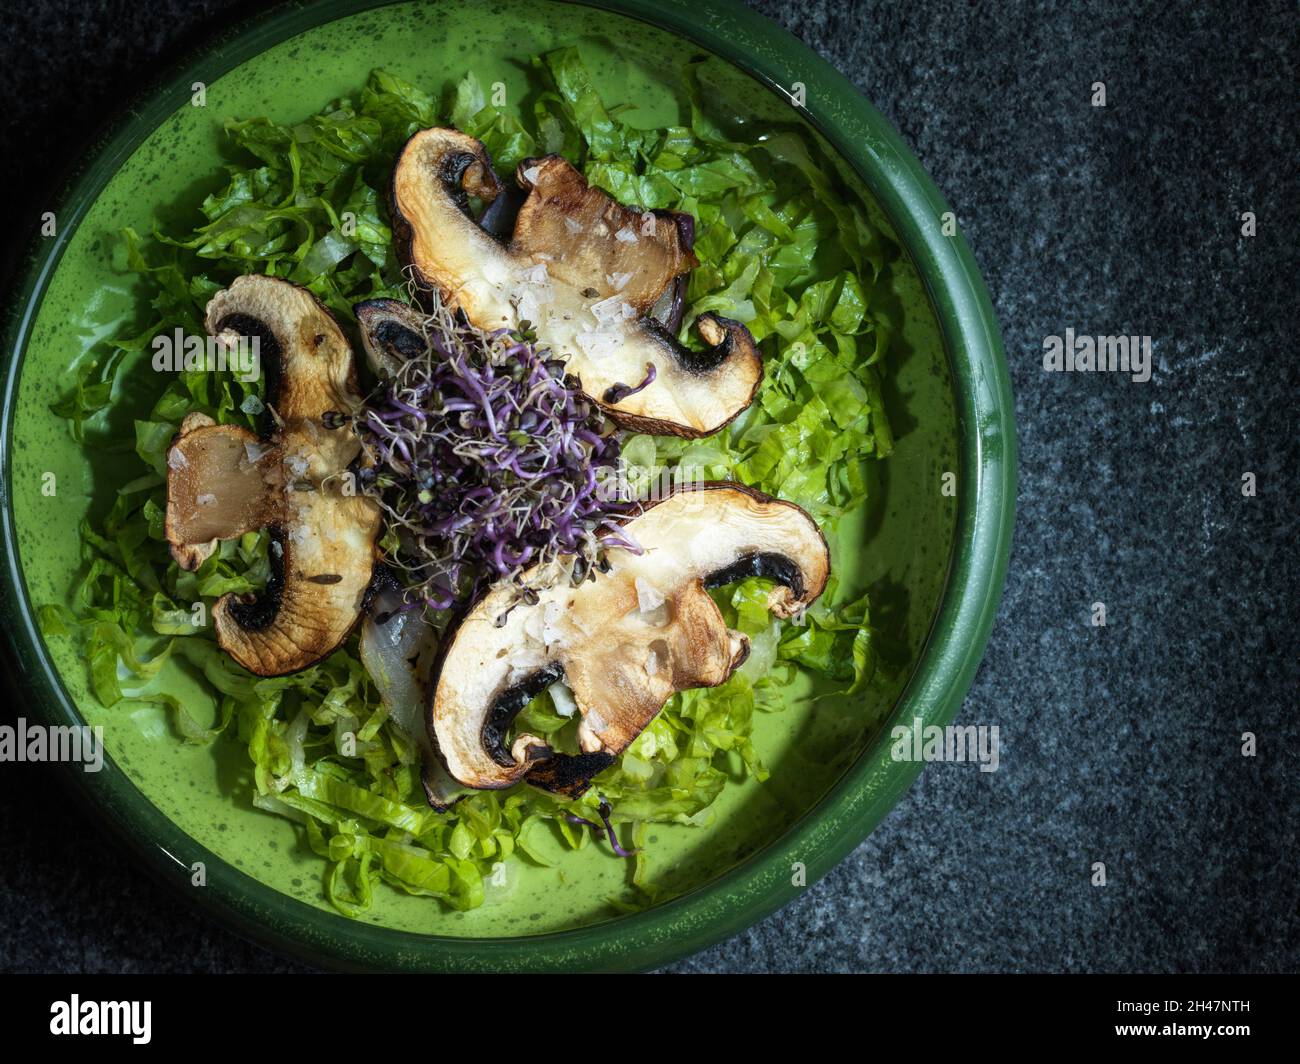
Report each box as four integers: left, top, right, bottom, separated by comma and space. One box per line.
428, 483, 829, 798
354, 298, 429, 379
164, 275, 382, 676
390, 128, 762, 437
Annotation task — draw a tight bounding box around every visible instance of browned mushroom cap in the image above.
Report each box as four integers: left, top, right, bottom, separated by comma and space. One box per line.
164, 412, 282, 570
164, 275, 382, 677
427, 483, 830, 799
390, 128, 763, 438
510, 156, 695, 313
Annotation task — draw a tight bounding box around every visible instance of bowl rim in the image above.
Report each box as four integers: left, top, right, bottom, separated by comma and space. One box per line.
0, 0, 1016, 972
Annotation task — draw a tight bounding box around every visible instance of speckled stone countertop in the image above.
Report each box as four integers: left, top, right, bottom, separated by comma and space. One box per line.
1, 0, 1295, 973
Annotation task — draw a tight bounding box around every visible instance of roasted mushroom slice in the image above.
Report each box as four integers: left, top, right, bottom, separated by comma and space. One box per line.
391, 128, 763, 437
428, 484, 829, 798
510, 156, 696, 313
354, 298, 429, 379
164, 411, 282, 571
164, 275, 382, 676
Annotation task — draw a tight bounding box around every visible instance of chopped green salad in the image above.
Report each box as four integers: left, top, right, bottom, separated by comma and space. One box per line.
43, 49, 896, 916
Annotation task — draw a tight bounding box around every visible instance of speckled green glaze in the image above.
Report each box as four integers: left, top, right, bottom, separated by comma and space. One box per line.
0, 0, 1014, 971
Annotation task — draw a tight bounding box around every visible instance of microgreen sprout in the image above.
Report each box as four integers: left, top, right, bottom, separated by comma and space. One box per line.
354, 293, 634, 612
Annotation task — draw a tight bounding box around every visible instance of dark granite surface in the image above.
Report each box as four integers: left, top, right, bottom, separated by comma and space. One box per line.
1, 0, 1295, 974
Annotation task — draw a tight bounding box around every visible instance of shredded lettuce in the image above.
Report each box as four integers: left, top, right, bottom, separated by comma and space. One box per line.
44, 51, 897, 917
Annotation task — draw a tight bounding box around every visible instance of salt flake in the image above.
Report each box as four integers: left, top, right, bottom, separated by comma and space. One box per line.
590, 295, 631, 325
549, 680, 578, 718
635, 576, 665, 613
575, 327, 620, 361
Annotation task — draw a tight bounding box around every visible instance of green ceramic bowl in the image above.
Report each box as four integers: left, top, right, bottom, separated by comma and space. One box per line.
0, 0, 1014, 971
